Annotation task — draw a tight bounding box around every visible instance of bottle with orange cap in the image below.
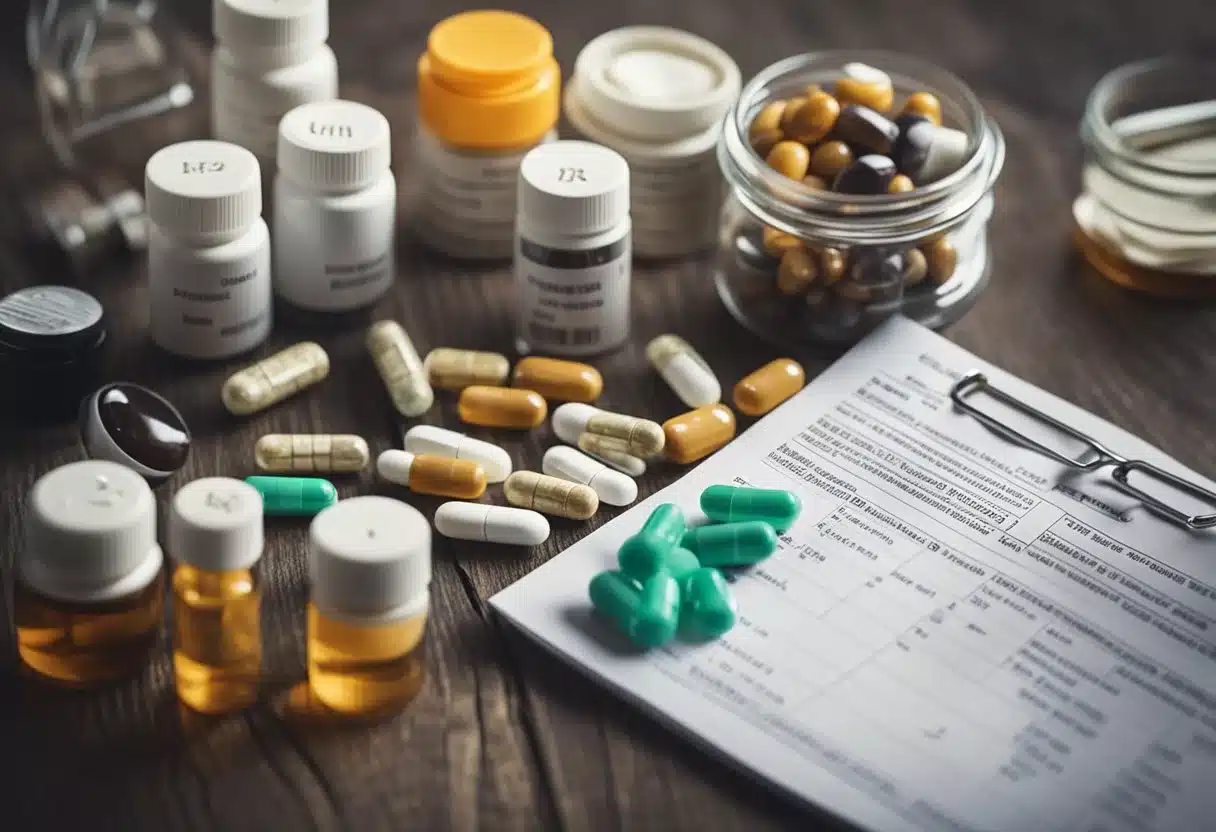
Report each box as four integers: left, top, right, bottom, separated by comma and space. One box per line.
415, 10, 561, 260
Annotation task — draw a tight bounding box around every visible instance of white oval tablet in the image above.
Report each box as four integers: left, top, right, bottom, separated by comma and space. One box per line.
403, 425, 512, 483
434, 502, 550, 546
542, 446, 638, 507
551, 402, 602, 445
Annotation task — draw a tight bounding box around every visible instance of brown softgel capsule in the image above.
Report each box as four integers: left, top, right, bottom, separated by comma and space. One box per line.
820, 248, 847, 284
923, 238, 958, 284
809, 141, 854, 180
903, 248, 929, 286
762, 226, 802, 257
777, 248, 818, 295
765, 141, 811, 181
900, 92, 942, 126
887, 174, 915, 194
782, 91, 840, 144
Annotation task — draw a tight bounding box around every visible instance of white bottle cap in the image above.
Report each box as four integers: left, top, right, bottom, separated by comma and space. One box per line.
214, 0, 329, 65
569, 27, 740, 144
145, 140, 262, 243
169, 478, 264, 572
278, 100, 392, 192
518, 140, 629, 237
308, 496, 431, 623
20, 460, 163, 603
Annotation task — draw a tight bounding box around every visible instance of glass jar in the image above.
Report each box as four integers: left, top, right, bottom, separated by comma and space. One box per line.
715, 51, 1004, 350
1075, 58, 1216, 298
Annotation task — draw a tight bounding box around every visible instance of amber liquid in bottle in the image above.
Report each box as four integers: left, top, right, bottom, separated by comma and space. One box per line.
15, 575, 163, 687
307, 602, 426, 715
172, 564, 261, 714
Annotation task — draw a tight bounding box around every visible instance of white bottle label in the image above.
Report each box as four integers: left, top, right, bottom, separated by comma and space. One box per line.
515, 233, 631, 356
622, 148, 722, 256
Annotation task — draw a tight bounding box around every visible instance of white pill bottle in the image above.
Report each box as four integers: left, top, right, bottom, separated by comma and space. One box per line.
212, 0, 339, 164
274, 100, 396, 313
145, 140, 272, 359
564, 27, 740, 259
514, 140, 631, 357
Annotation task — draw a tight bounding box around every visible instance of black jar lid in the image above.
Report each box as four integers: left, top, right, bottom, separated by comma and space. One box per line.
0, 284, 106, 357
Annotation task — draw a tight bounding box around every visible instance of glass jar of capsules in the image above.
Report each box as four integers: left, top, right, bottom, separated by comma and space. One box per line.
1075, 58, 1216, 298
715, 51, 1004, 350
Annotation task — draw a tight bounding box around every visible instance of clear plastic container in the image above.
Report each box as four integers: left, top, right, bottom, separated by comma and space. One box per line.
715, 51, 1004, 350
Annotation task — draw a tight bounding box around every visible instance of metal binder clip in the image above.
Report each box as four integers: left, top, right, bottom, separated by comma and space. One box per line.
951, 371, 1216, 531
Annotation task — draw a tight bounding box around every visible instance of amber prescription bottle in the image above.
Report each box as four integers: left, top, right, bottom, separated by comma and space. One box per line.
307, 496, 432, 715
15, 460, 164, 687
168, 477, 264, 714
416, 10, 560, 259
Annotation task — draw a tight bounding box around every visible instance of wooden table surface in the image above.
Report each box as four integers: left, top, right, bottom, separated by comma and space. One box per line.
2, 0, 1215, 829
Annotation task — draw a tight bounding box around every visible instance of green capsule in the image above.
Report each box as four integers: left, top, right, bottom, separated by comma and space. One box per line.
681, 567, 737, 640
618, 503, 686, 580
700, 485, 802, 532
588, 570, 678, 648
661, 546, 701, 581
245, 476, 337, 516
681, 520, 777, 567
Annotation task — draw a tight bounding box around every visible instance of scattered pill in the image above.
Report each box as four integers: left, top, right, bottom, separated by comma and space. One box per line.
576, 434, 647, 477
618, 503, 686, 580
403, 425, 513, 483
542, 446, 637, 507
78, 382, 190, 485
700, 484, 802, 532
245, 475, 337, 516
503, 471, 599, 520
512, 356, 603, 403
833, 154, 897, 195
377, 450, 487, 499
765, 140, 811, 181
552, 402, 602, 445
434, 502, 550, 546
680, 567, 737, 639
834, 62, 894, 113
458, 386, 547, 429
588, 570, 679, 648
553, 405, 665, 458
255, 434, 370, 473
366, 321, 434, 418
833, 105, 899, 156
663, 404, 736, 464
681, 520, 779, 567
900, 91, 942, 126
809, 140, 855, 180
661, 546, 701, 582
646, 334, 721, 408
423, 347, 510, 390
732, 358, 806, 416
221, 342, 329, 416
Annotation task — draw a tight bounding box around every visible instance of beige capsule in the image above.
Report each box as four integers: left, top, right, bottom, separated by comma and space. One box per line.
255, 434, 370, 473
576, 434, 647, 477
423, 347, 510, 390
221, 342, 330, 416
585, 412, 665, 458
503, 471, 599, 520
366, 321, 434, 417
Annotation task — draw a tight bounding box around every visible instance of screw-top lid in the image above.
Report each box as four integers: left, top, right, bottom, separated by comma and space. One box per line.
278, 100, 392, 191
169, 478, 264, 571
21, 460, 162, 603
308, 496, 431, 622
517, 141, 629, 237
145, 140, 261, 243
214, 0, 329, 65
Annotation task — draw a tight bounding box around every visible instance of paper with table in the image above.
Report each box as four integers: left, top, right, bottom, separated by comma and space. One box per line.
490, 317, 1216, 832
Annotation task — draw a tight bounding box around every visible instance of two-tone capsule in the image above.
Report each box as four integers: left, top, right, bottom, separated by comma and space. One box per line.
424, 348, 509, 390
588, 570, 680, 649
663, 404, 736, 464
551, 403, 664, 458
458, 386, 547, 429
733, 359, 805, 416
434, 502, 550, 546
222, 342, 329, 415
577, 435, 647, 477
377, 450, 487, 499
681, 520, 778, 567
366, 321, 434, 417
503, 471, 599, 520
403, 425, 512, 483
254, 434, 370, 473
701, 484, 802, 532
512, 357, 602, 403
542, 446, 637, 507
245, 476, 337, 516
646, 335, 720, 408
618, 503, 686, 580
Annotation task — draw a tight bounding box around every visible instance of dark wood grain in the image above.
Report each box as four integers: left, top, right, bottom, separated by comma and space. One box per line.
2, 0, 1215, 829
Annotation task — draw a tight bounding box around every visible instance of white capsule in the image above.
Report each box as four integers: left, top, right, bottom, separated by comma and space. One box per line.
542, 446, 638, 507
551, 402, 601, 445
915, 126, 970, 184
402, 425, 512, 483
434, 502, 550, 546
645, 335, 720, 408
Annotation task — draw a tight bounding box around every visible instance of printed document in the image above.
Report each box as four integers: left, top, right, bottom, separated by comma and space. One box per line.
490, 317, 1216, 832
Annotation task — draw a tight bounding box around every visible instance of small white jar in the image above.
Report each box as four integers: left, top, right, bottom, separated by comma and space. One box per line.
515, 141, 631, 357
274, 99, 395, 313
564, 27, 740, 258
212, 0, 339, 164
145, 140, 271, 359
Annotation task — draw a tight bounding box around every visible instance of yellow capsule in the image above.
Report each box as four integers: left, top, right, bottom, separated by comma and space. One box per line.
366, 321, 434, 417
254, 434, 370, 473
733, 359, 806, 416
458, 386, 547, 429
503, 471, 599, 520
377, 450, 487, 499
512, 357, 603, 403
663, 404, 737, 464
586, 412, 665, 458
423, 347, 510, 390
221, 342, 330, 416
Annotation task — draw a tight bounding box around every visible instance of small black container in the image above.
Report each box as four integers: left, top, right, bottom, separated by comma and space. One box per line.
0, 285, 107, 423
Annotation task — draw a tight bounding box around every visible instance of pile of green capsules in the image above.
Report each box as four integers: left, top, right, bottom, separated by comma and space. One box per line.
589, 485, 802, 648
